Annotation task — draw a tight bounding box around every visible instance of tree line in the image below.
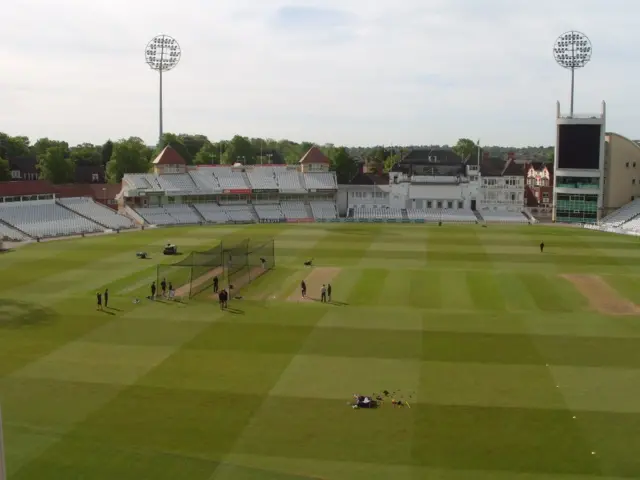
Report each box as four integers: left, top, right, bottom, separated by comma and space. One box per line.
0, 131, 553, 185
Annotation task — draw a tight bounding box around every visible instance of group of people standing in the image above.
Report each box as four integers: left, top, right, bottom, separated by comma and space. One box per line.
300, 281, 332, 302
150, 279, 175, 300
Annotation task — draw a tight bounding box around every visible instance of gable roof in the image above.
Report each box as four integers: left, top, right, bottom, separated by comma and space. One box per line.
152, 145, 186, 165
502, 158, 523, 176
299, 146, 329, 165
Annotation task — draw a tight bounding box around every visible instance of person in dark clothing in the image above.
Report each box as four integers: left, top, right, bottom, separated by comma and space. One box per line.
327, 284, 332, 302
160, 278, 167, 297
151, 282, 156, 299
96, 292, 102, 310
104, 288, 109, 308
222, 289, 228, 308
218, 290, 224, 310
540, 242, 545, 253
213, 276, 219, 293
301, 280, 307, 298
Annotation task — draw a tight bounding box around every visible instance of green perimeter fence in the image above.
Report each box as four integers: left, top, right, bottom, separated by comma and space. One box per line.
156, 238, 275, 299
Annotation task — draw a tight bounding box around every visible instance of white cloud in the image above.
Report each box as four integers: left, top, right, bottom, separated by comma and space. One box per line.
0, 0, 636, 146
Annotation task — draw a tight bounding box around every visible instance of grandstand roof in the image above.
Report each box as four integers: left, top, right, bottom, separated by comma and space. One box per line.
152, 145, 186, 165
299, 146, 329, 165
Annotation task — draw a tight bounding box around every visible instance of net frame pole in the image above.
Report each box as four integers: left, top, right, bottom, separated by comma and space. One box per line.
0, 403, 6, 480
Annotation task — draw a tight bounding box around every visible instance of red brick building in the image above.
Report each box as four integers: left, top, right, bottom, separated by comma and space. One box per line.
524, 162, 554, 214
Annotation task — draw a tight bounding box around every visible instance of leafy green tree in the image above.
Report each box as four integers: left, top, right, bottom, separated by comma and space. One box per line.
32, 138, 69, 158
37, 146, 75, 184
179, 134, 209, 160
70, 143, 101, 165
222, 135, 254, 164
329, 147, 358, 183
452, 138, 478, 161
0, 133, 31, 159
384, 153, 400, 173
0, 157, 10, 181
101, 140, 113, 167
106, 137, 151, 183
194, 141, 220, 165
546, 150, 554, 163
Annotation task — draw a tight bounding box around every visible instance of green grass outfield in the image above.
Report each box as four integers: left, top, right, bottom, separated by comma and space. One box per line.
2, 223, 640, 479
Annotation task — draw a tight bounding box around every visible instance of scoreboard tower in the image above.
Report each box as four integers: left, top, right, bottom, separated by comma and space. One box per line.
553, 101, 606, 224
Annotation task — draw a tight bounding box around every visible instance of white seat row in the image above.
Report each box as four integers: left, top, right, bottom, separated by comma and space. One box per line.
163, 204, 202, 224
212, 167, 251, 190
156, 174, 197, 192
353, 207, 403, 219
135, 207, 178, 225
405, 208, 477, 222
303, 173, 336, 190
254, 204, 284, 220
192, 204, 230, 224
246, 168, 278, 190
223, 204, 254, 222
280, 201, 308, 219
0, 221, 29, 240
276, 171, 306, 192
125, 174, 163, 191
0, 200, 103, 237
59, 197, 135, 229
189, 171, 222, 192
311, 201, 338, 219
478, 210, 529, 224
600, 199, 640, 228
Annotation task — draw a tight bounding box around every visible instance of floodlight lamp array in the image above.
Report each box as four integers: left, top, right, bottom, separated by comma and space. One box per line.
553, 31, 592, 69
145, 35, 181, 71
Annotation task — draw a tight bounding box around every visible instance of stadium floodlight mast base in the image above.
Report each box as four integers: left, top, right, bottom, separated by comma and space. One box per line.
553, 31, 592, 117
145, 34, 182, 144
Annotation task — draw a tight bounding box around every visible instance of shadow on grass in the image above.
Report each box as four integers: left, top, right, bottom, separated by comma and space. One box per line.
0, 298, 58, 328
99, 309, 116, 316
305, 297, 349, 306
226, 307, 244, 315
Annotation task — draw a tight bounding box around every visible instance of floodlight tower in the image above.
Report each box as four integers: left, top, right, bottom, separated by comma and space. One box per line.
145, 34, 181, 144
553, 31, 592, 117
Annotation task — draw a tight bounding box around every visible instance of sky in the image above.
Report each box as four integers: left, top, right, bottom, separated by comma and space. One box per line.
0, 0, 638, 147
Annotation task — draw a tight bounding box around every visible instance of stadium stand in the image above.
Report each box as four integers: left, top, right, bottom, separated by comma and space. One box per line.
0, 221, 29, 241
280, 201, 309, 219
212, 167, 251, 190
253, 203, 284, 221
223, 204, 255, 222
163, 204, 202, 224
404, 208, 477, 223
0, 200, 103, 238
59, 197, 136, 229
275, 169, 306, 193
125, 174, 163, 191
304, 173, 336, 190
189, 170, 222, 193
354, 206, 404, 219
599, 199, 640, 228
477, 210, 530, 224
135, 207, 179, 226
310, 200, 338, 219
191, 203, 230, 224
155, 174, 197, 193
246, 167, 279, 190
